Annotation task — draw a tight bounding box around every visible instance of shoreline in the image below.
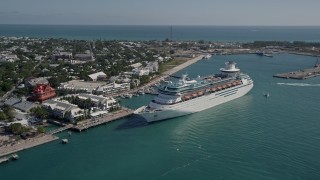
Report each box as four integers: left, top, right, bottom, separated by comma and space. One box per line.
0, 135, 58, 157
0, 55, 204, 158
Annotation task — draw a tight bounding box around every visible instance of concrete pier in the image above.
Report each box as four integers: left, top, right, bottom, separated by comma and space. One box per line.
274, 66, 320, 80
73, 108, 133, 132
0, 135, 58, 158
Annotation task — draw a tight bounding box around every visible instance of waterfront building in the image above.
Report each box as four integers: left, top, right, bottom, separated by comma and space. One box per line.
42, 99, 83, 121
77, 93, 118, 110
58, 80, 105, 93
94, 82, 130, 95
31, 84, 56, 103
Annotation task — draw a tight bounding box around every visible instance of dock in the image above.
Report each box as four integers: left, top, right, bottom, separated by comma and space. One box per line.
273, 66, 320, 80
73, 108, 133, 132
47, 124, 74, 135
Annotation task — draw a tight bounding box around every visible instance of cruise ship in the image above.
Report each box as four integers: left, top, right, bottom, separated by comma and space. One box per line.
134, 61, 253, 122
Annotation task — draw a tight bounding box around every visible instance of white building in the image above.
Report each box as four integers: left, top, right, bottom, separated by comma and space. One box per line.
88, 72, 107, 81
95, 82, 130, 95
0, 54, 19, 63
77, 93, 118, 110
42, 99, 84, 121
130, 62, 142, 69
132, 68, 150, 76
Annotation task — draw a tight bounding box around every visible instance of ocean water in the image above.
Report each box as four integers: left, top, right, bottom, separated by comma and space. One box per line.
1, 53, 320, 180
1, 25, 320, 42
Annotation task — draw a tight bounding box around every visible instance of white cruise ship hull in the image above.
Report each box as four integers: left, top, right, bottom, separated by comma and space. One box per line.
134, 82, 253, 123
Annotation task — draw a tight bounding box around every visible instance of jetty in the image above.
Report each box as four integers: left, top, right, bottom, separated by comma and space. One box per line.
73, 108, 133, 132
273, 66, 320, 80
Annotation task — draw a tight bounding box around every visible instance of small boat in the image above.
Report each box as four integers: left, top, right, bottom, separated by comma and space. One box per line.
137, 89, 145, 95
203, 54, 212, 60
263, 54, 273, 58
0, 157, 9, 164
62, 139, 68, 144
11, 154, 19, 160
124, 93, 133, 98
263, 93, 270, 98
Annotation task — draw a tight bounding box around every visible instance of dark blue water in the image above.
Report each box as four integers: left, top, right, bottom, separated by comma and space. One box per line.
1, 25, 320, 42
1, 54, 320, 179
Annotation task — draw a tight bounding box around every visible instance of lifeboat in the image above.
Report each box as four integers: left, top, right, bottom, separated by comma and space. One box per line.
192, 93, 198, 97
183, 95, 191, 100
198, 91, 204, 96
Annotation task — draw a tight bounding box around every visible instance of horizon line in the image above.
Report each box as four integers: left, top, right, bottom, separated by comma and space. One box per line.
1, 23, 320, 27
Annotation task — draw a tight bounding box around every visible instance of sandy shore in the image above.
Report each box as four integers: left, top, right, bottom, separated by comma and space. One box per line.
0, 134, 58, 157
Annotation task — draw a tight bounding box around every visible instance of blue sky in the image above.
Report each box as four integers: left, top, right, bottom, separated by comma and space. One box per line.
0, 0, 319, 25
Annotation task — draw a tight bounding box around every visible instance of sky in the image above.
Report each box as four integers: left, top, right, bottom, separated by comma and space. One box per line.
0, 0, 319, 26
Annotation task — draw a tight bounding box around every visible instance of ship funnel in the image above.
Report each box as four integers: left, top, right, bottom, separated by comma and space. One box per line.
220, 61, 240, 75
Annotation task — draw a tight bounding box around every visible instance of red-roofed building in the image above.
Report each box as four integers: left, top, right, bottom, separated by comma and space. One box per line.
32, 84, 56, 103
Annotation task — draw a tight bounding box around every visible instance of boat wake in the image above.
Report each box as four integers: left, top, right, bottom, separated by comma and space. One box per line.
277, 83, 320, 87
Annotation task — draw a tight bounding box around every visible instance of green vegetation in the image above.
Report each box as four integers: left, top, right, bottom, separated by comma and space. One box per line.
37, 126, 46, 133
7, 123, 31, 135
243, 41, 320, 48
60, 96, 94, 109
159, 57, 189, 73
30, 107, 49, 119
0, 106, 16, 122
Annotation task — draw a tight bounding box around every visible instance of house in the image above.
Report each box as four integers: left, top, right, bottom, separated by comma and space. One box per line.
88, 72, 107, 81
132, 68, 150, 76
0, 54, 19, 63
130, 62, 142, 69
146, 62, 159, 73
42, 99, 83, 121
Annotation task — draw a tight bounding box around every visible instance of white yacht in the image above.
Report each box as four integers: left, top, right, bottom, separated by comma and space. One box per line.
134, 61, 253, 122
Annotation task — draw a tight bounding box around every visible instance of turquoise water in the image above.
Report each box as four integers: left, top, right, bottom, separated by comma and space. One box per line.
1, 25, 320, 42
1, 54, 320, 179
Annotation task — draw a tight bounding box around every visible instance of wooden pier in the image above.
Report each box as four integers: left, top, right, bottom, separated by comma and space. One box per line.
73, 108, 134, 132
274, 66, 320, 80
47, 124, 74, 135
